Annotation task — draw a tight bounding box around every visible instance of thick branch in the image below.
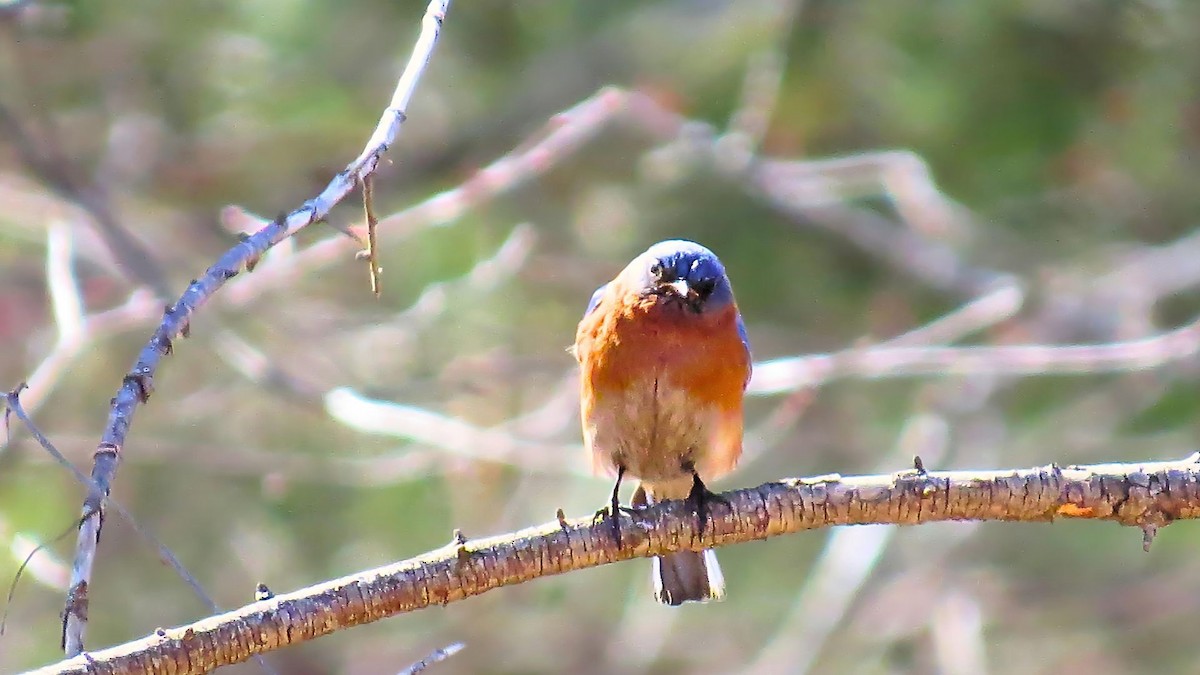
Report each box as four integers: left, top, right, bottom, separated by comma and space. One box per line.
34, 455, 1200, 674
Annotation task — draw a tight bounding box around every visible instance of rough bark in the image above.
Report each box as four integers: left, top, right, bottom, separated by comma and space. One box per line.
33, 456, 1200, 674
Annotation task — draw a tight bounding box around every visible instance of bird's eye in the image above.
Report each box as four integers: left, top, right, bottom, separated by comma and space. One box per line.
649, 262, 663, 278
692, 278, 716, 299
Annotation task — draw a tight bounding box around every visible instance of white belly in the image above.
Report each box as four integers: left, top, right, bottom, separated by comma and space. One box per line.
585, 375, 715, 485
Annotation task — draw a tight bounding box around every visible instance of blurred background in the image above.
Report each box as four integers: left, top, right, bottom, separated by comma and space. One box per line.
2, 0, 1200, 673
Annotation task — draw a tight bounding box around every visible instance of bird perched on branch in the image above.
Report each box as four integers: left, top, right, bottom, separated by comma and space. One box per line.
574, 239, 752, 605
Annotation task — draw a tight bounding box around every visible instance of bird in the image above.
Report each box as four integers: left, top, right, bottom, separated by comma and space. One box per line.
573, 239, 752, 605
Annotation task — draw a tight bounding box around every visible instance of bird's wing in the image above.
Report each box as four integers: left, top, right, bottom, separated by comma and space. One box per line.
735, 311, 753, 387
735, 312, 750, 354
583, 283, 607, 318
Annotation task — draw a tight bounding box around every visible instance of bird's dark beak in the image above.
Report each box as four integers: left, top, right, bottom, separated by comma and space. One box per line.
664, 278, 695, 302
659, 278, 704, 313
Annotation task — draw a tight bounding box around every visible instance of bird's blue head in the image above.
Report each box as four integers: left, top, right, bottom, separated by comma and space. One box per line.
629, 239, 736, 315
583, 239, 749, 351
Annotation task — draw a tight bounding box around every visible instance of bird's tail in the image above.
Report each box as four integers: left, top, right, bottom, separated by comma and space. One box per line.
634, 483, 726, 605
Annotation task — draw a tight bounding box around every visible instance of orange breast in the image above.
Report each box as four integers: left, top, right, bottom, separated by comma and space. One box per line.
576, 293, 750, 409
575, 291, 751, 481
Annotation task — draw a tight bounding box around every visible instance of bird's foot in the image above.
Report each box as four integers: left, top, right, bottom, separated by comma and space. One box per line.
593, 501, 640, 549
595, 466, 633, 548
686, 472, 729, 537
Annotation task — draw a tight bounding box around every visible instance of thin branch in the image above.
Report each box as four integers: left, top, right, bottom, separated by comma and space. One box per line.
210, 329, 325, 405
5, 84, 995, 376
884, 282, 1023, 348
44, 221, 84, 345
749, 314, 1200, 395
1, 518, 74, 637
0, 100, 174, 299
397, 642, 465, 675
751, 158, 1001, 297
360, 174, 383, 297
382, 222, 536, 331
716, 0, 802, 171
324, 387, 581, 475
0, 290, 156, 433
2, 390, 221, 626
59, 0, 451, 656
31, 454, 1200, 674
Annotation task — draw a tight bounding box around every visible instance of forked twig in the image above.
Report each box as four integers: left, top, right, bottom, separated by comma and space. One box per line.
2, 390, 220, 636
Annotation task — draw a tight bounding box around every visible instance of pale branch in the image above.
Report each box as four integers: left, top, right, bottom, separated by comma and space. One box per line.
58, 0, 451, 656
748, 313, 1200, 395
748, 154, 1001, 297
33, 455, 1200, 674
398, 642, 465, 675
717, 0, 799, 168
229, 85, 998, 303
324, 387, 583, 475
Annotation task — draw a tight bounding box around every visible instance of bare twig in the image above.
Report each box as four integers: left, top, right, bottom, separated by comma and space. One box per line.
4, 526, 69, 593
383, 222, 536, 332
59, 0, 451, 655
324, 387, 582, 475
30, 455, 1200, 674
717, 0, 803, 171
0, 290, 157, 434
737, 278, 1016, 478
1, 518, 73, 636
2, 390, 221, 630
397, 642, 465, 675
749, 314, 1200, 395
885, 282, 1023, 348
210, 329, 324, 405
751, 159, 999, 297
360, 174, 383, 297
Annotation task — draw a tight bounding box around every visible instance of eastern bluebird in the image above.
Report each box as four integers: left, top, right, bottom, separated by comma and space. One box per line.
574, 240, 752, 605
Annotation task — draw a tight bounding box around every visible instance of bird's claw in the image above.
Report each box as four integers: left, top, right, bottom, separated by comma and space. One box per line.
686, 473, 728, 537
597, 466, 631, 549
593, 503, 627, 549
